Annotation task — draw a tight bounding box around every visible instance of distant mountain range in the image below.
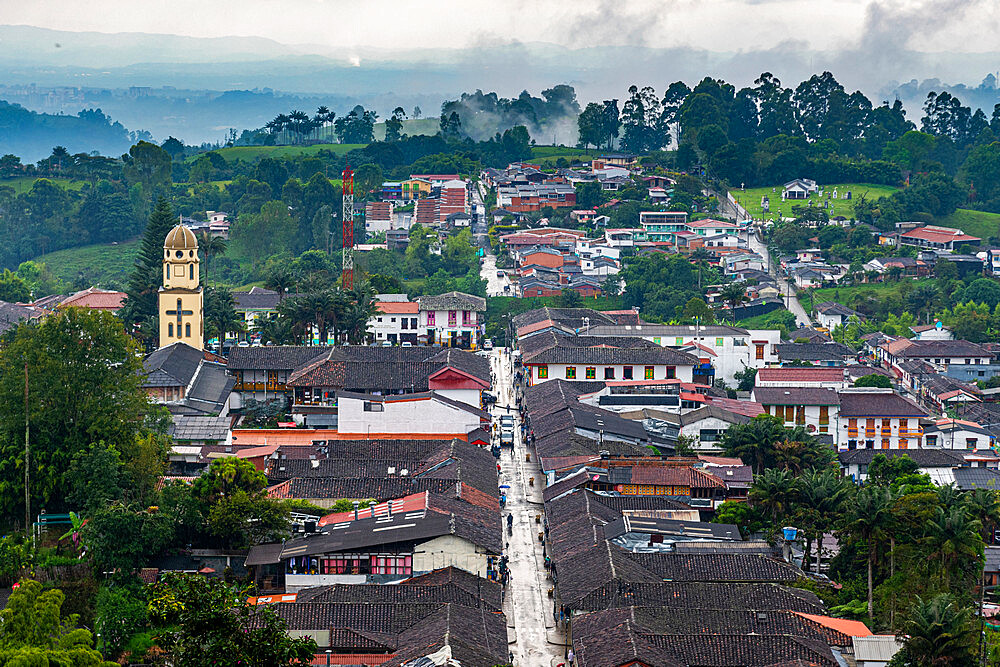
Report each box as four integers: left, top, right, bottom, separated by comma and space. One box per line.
2, 24, 1000, 152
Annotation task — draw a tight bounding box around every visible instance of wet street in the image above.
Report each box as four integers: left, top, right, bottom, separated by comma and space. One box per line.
491, 349, 566, 666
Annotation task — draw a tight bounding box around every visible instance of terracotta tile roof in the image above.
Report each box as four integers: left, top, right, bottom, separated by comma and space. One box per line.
58, 287, 127, 311
376, 301, 419, 314
900, 225, 980, 244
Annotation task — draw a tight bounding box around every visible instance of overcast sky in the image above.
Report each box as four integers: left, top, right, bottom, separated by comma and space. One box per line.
3, 0, 999, 54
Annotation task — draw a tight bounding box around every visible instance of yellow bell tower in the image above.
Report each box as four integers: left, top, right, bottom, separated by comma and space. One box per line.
158, 224, 204, 350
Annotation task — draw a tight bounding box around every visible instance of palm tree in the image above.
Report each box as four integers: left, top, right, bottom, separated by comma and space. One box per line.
197, 232, 227, 287
719, 281, 749, 311
773, 438, 809, 474
254, 316, 295, 345
897, 594, 976, 667
720, 415, 785, 474
288, 110, 310, 144
921, 505, 983, 589
272, 114, 290, 144
965, 488, 1000, 543
907, 283, 940, 325
315, 106, 331, 142
749, 468, 798, 528
264, 267, 296, 303
795, 468, 852, 573
844, 486, 896, 620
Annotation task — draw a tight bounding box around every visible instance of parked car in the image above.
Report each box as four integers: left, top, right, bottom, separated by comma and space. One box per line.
401, 342, 413, 347
496, 270, 505, 277
500, 430, 514, 447
500, 415, 514, 429
484, 339, 493, 349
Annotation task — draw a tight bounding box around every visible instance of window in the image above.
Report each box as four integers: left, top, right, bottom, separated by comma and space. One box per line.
448, 310, 457, 326
716, 337, 724, 347
411, 318, 418, 328
666, 366, 676, 379
785, 406, 795, 422
755, 344, 765, 360
168, 322, 174, 337
189, 263, 194, 280
390, 317, 396, 323
185, 323, 191, 338
401, 319, 408, 330
653, 337, 661, 345
819, 405, 829, 425
623, 366, 633, 380
795, 405, 805, 425
586, 367, 596, 379
165, 265, 169, 283
427, 312, 435, 326
537, 365, 549, 379
565, 366, 576, 379
363, 401, 385, 412
675, 337, 683, 346
966, 359, 971, 365
604, 367, 615, 380
644, 366, 654, 380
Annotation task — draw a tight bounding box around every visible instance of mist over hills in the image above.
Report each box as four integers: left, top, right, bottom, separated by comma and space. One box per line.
3, 24, 1000, 154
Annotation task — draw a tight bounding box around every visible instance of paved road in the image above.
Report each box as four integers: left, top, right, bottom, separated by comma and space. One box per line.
481, 249, 513, 297
491, 349, 565, 667
746, 229, 811, 327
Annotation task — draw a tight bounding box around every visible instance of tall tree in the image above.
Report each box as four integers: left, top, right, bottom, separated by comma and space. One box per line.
197, 231, 227, 287
149, 573, 315, 667
0, 580, 114, 666
120, 197, 176, 329
844, 486, 896, 620
0, 308, 148, 524
896, 594, 977, 667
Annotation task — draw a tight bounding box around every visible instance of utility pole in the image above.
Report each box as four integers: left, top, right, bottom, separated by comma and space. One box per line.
24, 362, 29, 539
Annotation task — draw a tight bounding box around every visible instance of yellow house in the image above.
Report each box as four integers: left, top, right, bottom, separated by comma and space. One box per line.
401, 178, 432, 200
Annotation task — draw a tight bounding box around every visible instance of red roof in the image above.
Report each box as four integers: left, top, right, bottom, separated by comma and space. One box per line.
377, 301, 419, 314
900, 225, 980, 244
706, 396, 766, 417
756, 367, 845, 383
318, 491, 428, 526
310, 654, 393, 666
687, 218, 738, 228
794, 612, 872, 638
58, 287, 126, 311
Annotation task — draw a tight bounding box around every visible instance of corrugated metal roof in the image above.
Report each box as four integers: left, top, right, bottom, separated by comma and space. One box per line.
853, 635, 903, 662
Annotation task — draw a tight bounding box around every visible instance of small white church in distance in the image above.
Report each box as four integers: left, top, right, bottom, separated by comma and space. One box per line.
158, 224, 204, 350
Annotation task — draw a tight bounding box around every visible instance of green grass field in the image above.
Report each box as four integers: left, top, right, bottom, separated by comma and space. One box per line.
934, 208, 1000, 240
188, 143, 366, 164
0, 176, 87, 195
33, 240, 140, 288
530, 146, 597, 167
733, 183, 899, 221
809, 278, 935, 307
372, 118, 439, 141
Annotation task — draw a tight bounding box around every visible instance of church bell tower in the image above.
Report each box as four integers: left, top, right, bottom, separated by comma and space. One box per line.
158, 224, 204, 350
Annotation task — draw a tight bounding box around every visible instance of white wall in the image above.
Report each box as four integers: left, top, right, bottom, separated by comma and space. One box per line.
528, 362, 694, 384
413, 534, 490, 577
338, 395, 481, 435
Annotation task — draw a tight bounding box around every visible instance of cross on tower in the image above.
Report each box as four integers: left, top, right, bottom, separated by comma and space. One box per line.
166, 300, 193, 324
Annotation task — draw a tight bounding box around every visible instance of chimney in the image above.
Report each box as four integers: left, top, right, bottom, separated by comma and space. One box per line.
353, 500, 360, 520
455, 481, 462, 498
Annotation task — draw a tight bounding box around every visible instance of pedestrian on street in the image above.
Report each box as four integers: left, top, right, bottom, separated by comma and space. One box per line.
567, 648, 575, 666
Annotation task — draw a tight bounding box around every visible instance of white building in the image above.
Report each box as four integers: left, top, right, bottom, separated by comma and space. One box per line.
580, 323, 781, 385
336, 391, 488, 436
752, 386, 841, 441
368, 298, 420, 344
416, 291, 487, 349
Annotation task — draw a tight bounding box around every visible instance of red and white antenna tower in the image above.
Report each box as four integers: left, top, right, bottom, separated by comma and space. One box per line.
341, 166, 354, 290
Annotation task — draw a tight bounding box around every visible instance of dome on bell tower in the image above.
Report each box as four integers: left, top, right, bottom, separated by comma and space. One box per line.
164, 224, 198, 250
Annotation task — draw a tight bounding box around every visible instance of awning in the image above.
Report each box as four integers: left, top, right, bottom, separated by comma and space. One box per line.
245, 542, 283, 566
